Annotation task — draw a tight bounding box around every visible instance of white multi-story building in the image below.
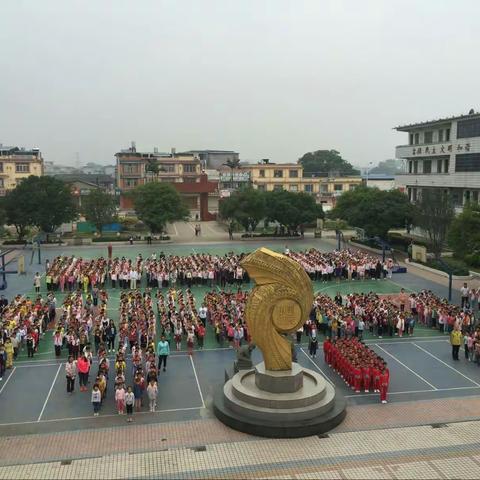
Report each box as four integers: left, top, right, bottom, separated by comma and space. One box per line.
395, 109, 480, 209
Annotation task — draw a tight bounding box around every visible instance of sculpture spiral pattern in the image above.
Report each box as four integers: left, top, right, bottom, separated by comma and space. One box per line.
241, 247, 314, 371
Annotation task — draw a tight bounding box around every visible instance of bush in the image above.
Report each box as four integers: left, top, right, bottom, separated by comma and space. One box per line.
241, 232, 300, 238
386, 232, 430, 252
423, 257, 470, 276
464, 252, 480, 269
92, 234, 170, 242
323, 219, 350, 230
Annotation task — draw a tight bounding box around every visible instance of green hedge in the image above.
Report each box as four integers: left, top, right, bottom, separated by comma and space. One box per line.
423, 257, 470, 276
92, 235, 170, 242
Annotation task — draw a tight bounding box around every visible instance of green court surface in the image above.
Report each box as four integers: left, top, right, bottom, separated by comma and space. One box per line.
16, 277, 443, 363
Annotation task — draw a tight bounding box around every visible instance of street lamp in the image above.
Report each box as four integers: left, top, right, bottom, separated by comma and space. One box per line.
365, 162, 373, 185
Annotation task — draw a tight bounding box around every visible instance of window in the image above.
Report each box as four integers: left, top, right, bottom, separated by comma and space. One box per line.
0, 178, 4, 188
304, 184, 313, 193
159, 164, 175, 173
349, 184, 358, 190
259, 169, 265, 178
273, 184, 283, 191
409, 133, 413, 145
457, 118, 480, 139
289, 184, 298, 192
15, 163, 30, 173
289, 169, 298, 178
414, 133, 420, 144
437, 159, 443, 173
438, 129, 444, 142
423, 160, 432, 174
334, 184, 343, 191
0, 163, 3, 173
183, 164, 197, 173
125, 179, 138, 188
412, 188, 418, 202
123, 163, 139, 174
413, 160, 418, 174
444, 158, 449, 173
445, 128, 450, 141
473, 191, 479, 203
257, 184, 265, 192
273, 169, 283, 178
455, 153, 480, 172
424, 131, 433, 144
408, 160, 413, 174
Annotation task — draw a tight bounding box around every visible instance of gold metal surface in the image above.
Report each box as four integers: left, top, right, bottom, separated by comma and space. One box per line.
241, 247, 313, 371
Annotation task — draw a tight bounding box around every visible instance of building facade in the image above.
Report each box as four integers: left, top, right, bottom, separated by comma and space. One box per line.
395, 110, 480, 208
243, 163, 363, 211
115, 144, 218, 219
183, 150, 240, 170
0, 145, 44, 195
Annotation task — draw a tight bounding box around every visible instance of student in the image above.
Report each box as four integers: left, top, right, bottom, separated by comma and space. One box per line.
157, 335, 170, 372
133, 372, 145, 411
34, 273, 41, 294
147, 380, 158, 412
65, 356, 77, 394
91, 384, 101, 416
309, 335, 318, 359
125, 386, 135, 422
115, 384, 126, 415
0, 344, 5, 380
77, 355, 90, 392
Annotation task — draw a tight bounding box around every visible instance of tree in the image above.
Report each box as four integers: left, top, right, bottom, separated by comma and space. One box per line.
82, 189, 118, 233
414, 188, 455, 259
3, 190, 31, 240
131, 182, 189, 233
265, 190, 323, 231
5, 176, 77, 234
222, 158, 242, 189
299, 150, 360, 177
219, 187, 266, 231
447, 202, 480, 259
330, 186, 415, 239
369, 159, 404, 175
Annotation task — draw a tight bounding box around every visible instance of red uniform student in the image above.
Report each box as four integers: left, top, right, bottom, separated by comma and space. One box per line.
379, 367, 390, 403
362, 365, 372, 393
353, 364, 362, 393
372, 364, 381, 393
323, 338, 332, 365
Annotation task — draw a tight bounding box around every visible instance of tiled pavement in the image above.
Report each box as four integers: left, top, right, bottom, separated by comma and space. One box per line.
1, 398, 480, 479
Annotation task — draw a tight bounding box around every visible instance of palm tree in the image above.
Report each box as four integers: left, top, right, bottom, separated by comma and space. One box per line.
145, 159, 165, 182
223, 158, 241, 189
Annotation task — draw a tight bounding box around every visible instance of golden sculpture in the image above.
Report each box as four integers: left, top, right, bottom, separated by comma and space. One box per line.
241, 247, 313, 371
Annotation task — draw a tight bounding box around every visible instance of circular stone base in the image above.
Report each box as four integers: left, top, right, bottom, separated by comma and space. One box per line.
213, 365, 347, 438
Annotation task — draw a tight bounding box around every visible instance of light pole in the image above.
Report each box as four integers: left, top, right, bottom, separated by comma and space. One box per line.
365, 162, 373, 185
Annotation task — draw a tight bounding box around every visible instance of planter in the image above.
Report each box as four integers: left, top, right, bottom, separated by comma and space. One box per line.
241, 235, 302, 242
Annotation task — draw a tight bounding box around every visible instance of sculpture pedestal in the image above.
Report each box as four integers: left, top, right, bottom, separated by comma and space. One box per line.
213, 362, 346, 438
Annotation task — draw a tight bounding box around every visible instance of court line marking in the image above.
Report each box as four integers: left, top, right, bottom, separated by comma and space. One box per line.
299, 348, 335, 387
37, 364, 62, 422
374, 344, 438, 390
0, 367, 16, 395
11, 338, 449, 366
345, 385, 480, 398
412, 342, 480, 387
190, 355, 206, 408
0, 406, 203, 427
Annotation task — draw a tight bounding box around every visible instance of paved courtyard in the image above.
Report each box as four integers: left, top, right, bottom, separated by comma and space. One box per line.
1, 234, 479, 478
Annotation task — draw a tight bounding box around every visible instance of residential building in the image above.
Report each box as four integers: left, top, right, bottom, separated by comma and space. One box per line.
395, 109, 480, 209
183, 150, 240, 170
116, 144, 218, 219
0, 144, 44, 195
54, 174, 115, 209
243, 162, 363, 211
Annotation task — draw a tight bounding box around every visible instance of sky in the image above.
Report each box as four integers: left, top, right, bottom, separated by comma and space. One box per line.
1, 0, 479, 168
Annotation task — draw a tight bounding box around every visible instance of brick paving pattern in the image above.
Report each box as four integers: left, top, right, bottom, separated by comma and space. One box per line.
0, 397, 480, 478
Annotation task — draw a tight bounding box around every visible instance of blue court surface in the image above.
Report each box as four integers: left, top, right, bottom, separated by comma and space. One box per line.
1, 336, 479, 437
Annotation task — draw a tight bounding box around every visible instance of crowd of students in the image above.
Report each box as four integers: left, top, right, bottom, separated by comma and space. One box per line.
45, 248, 396, 295
0, 292, 56, 377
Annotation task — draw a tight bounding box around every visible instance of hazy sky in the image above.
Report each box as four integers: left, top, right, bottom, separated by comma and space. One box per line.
1, 0, 479, 167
